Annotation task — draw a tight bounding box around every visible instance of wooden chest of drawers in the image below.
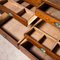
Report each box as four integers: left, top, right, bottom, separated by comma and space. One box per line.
0, 0, 60, 60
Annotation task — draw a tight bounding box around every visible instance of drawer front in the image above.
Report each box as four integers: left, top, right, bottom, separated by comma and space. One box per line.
36, 9, 60, 28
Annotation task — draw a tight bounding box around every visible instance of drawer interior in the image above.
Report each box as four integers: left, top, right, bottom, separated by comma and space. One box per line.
18, 8, 34, 21
25, 27, 60, 57
21, 39, 53, 60
39, 3, 60, 20
4, 1, 25, 13
2, 18, 29, 42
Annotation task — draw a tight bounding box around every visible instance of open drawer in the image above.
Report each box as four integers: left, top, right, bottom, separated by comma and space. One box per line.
0, 9, 12, 26
18, 8, 38, 25
24, 27, 60, 60
0, 5, 29, 26
36, 2, 60, 28
2, 18, 30, 43
19, 39, 53, 60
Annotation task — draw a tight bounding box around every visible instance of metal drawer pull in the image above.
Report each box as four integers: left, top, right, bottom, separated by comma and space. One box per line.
40, 48, 46, 53
8, 13, 13, 17
55, 22, 60, 28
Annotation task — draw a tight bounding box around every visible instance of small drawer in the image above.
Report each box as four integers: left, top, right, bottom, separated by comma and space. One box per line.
36, 3, 60, 28
4, 1, 25, 13
20, 39, 53, 60
25, 27, 57, 50
2, 18, 29, 42
18, 8, 37, 25
31, 46, 53, 60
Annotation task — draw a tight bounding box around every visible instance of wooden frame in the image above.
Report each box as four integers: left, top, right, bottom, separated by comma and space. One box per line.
19, 38, 53, 60
36, 2, 60, 28
0, 1, 38, 26
24, 27, 60, 60
2, 18, 29, 42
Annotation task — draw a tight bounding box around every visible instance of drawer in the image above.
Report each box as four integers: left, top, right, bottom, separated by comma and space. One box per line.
0, 29, 17, 47
2, 18, 29, 42
20, 39, 53, 60
24, 27, 60, 60
36, 3, 60, 28
18, 8, 37, 25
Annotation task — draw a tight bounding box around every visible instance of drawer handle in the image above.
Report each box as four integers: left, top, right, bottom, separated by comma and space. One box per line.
8, 13, 13, 17
55, 22, 60, 28
40, 48, 46, 53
